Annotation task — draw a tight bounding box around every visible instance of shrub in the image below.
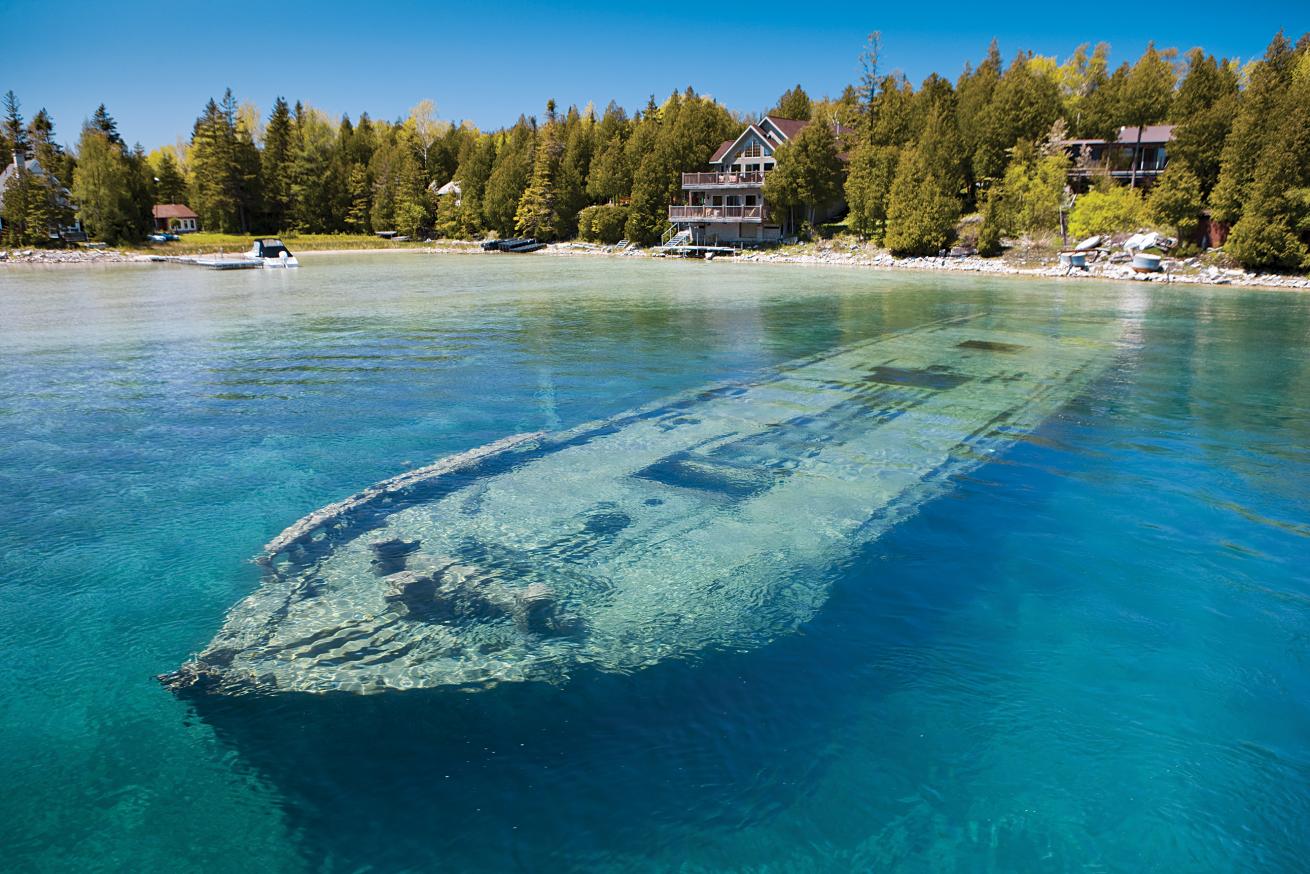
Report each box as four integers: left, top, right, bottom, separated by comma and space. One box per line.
577, 204, 630, 244
1148, 165, 1204, 239
1225, 213, 1310, 271
1067, 186, 1148, 239
977, 194, 1005, 256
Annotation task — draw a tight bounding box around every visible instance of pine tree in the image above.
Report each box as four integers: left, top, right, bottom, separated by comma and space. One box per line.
1168, 50, 1240, 197
71, 125, 138, 243
344, 162, 372, 233
554, 107, 595, 238
1119, 43, 1177, 187
771, 84, 813, 120
1211, 32, 1298, 223
482, 118, 536, 236
3, 91, 27, 160
261, 97, 294, 230
289, 107, 341, 233
90, 104, 124, 147
188, 97, 240, 232
843, 142, 900, 240
1224, 44, 1310, 270
763, 120, 844, 234
1148, 163, 1204, 239
152, 149, 187, 204
515, 104, 565, 239
884, 105, 964, 255
973, 53, 1062, 183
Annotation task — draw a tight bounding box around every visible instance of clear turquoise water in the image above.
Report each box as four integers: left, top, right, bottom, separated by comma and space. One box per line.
1, 254, 1307, 872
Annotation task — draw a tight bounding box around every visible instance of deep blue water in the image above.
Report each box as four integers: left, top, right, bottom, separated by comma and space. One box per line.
1, 254, 1308, 872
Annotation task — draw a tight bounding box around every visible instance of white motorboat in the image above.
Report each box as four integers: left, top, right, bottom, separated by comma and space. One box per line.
248, 238, 300, 268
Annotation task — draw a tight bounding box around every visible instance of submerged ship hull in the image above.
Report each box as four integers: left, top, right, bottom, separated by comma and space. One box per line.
163, 313, 1121, 695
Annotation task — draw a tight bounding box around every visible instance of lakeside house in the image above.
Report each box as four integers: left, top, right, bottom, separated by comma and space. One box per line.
667, 115, 847, 246
432, 179, 461, 205
1063, 125, 1175, 189
0, 152, 81, 241
152, 203, 200, 233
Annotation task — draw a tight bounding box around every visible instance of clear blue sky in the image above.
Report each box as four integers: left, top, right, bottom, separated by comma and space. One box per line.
2, 0, 1305, 150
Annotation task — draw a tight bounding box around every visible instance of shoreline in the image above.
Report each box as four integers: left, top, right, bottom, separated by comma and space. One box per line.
3, 241, 1308, 293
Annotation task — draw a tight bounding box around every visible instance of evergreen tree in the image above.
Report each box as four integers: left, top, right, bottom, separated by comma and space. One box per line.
344, 162, 372, 232
1224, 44, 1310, 270
843, 142, 900, 240
482, 118, 536, 236
554, 107, 595, 238
973, 53, 1062, 183
151, 149, 187, 204
261, 97, 295, 230
763, 120, 844, 233
3, 90, 26, 161
1119, 43, 1177, 187
452, 134, 496, 236
289, 107, 340, 232
1057, 43, 1111, 137
28, 109, 73, 183
1148, 163, 1204, 239
771, 84, 813, 120
1211, 32, 1298, 222
515, 103, 565, 239
1168, 50, 1240, 197
71, 125, 140, 243
90, 104, 124, 146
884, 105, 964, 255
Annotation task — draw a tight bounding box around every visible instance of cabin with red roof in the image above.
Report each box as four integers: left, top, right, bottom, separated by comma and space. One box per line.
667, 115, 844, 247
152, 203, 199, 233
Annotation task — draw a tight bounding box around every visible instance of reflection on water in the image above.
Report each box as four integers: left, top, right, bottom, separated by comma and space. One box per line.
1, 256, 1308, 872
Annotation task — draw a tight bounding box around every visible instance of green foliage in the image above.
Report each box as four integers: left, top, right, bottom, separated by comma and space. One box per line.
290, 107, 344, 233
260, 97, 294, 229
343, 162, 372, 233
71, 126, 146, 243
763, 120, 844, 234
1148, 164, 1204, 238
577, 204, 629, 243
150, 149, 187, 204
843, 142, 899, 240
771, 84, 812, 121
1067, 185, 1147, 238
482, 118, 536, 236
884, 106, 964, 255
995, 140, 1069, 235
972, 53, 1062, 182
515, 106, 566, 239
2, 163, 67, 246
625, 90, 737, 245
187, 90, 260, 233
370, 126, 429, 236
1224, 46, 1310, 270
977, 192, 1005, 255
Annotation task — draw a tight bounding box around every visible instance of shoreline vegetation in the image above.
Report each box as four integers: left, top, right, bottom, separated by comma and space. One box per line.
3, 31, 1309, 278
4, 235, 1308, 292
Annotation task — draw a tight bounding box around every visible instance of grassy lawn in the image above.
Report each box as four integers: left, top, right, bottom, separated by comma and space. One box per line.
127, 232, 475, 256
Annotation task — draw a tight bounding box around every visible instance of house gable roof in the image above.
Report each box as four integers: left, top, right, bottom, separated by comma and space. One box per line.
706, 115, 854, 166
1064, 124, 1176, 148
152, 203, 199, 219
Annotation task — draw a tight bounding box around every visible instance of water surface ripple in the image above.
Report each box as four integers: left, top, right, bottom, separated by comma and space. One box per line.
1, 255, 1308, 872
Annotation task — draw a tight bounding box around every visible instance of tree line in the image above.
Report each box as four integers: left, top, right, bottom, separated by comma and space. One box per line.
2, 30, 1308, 270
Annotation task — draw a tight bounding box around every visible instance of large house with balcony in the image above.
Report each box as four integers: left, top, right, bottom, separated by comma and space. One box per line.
667, 115, 841, 247
1063, 125, 1175, 189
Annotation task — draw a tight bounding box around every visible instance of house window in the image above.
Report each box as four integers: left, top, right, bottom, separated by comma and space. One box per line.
731, 164, 741, 172
712, 195, 723, 206
741, 143, 762, 158
745, 195, 757, 206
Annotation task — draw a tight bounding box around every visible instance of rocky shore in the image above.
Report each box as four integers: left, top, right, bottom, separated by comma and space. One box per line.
0, 247, 146, 265
6, 241, 1308, 292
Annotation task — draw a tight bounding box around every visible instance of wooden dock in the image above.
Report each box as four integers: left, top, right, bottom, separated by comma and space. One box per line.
655, 244, 738, 258
150, 255, 264, 270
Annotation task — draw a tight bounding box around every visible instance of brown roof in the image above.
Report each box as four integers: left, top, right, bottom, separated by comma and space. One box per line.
152, 204, 198, 219
763, 116, 808, 140
1065, 125, 1176, 148
708, 139, 736, 163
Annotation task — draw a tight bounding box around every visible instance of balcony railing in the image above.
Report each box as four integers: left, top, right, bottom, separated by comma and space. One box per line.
669, 205, 764, 222
682, 171, 765, 188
